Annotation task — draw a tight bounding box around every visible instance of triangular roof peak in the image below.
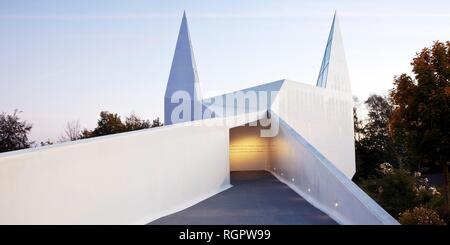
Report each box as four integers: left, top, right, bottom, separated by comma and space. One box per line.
315, 12, 351, 93
165, 11, 201, 98
164, 12, 203, 125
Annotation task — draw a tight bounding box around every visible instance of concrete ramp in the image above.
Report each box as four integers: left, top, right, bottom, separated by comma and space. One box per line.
150, 171, 337, 225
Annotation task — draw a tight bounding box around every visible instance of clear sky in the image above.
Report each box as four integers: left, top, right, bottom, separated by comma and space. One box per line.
1, 0, 449, 143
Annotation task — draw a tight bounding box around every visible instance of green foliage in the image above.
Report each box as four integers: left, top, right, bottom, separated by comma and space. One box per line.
125, 113, 151, 131
359, 163, 444, 219
390, 41, 450, 213
92, 111, 125, 137
0, 110, 33, 153
151, 117, 163, 128
353, 95, 400, 179
40, 139, 54, 146
360, 164, 417, 216
398, 207, 446, 225
390, 41, 450, 168
82, 111, 163, 138
355, 41, 450, 219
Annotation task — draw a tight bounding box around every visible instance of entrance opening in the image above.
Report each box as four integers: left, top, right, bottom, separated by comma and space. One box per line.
229, 121, 270, 171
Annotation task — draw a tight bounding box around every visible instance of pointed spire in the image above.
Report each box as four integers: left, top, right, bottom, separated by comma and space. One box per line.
166, 11, 201, 98
164, 12, 203, 125
316, 12, 351, 93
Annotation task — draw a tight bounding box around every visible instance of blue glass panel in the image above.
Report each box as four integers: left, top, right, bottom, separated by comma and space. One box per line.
316, 14, 336, 88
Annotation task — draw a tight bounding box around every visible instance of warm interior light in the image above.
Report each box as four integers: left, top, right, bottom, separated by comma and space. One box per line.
229, 124, 270, 171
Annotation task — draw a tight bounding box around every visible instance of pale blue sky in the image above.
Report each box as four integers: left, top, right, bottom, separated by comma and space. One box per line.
1, 0, 449, 143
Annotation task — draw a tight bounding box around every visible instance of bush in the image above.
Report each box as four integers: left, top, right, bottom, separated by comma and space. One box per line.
358, 163, 444, 218
0, 110, 33, 153
398, 207, 446, 225
359, 164, 418, 216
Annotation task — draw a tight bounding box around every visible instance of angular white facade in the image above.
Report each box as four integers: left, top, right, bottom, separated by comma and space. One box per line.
165, 12, 355, 178
0, 12, 399, 225
162, 12, 397, 224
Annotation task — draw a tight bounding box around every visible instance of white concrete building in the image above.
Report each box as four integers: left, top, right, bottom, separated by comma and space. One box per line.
0, 12, 398, 225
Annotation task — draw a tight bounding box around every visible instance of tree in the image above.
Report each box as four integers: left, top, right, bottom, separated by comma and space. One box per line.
360, 165, 418, 217
353, 96, 369, 179
82, 111, 163, 138
40, 139, 54, 146
59, 120, 82, 142
0, 110, 33, 153
398, 207, 446, 225
353, 96, 364, 142
364, 95, 398, 165
354, 95, 399, 179
151, 117, 163, 128
390, 41, 450, 214
81, 128, 93, 139
83, 111, 125, 138
125, 113, 150, 131
359, 163, 444, 220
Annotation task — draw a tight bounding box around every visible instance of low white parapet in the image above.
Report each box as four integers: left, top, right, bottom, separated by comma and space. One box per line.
268, 117, 399, 225
0, 121, 231, 224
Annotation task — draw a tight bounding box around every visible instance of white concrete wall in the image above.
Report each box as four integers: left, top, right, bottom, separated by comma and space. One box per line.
272, 80, 356, 178
0, 121, 231, 224
268, 117, 398, 225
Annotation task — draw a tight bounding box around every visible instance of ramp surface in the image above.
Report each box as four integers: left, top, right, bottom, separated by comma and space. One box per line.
150, 171, 337, 225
